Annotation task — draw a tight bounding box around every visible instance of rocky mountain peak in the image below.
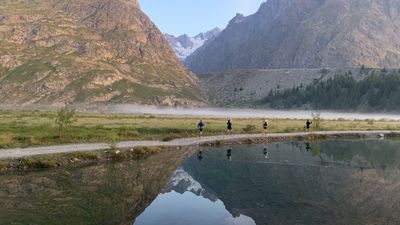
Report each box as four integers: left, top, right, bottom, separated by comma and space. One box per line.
186, 0, 400, 74
229, 13, 246, 24
164, 28, 221, 61
203, 27, 222, 39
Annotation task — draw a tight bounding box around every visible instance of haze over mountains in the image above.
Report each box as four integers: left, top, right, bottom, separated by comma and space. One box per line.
186, 0, 400, 74
164, 28, 221, 61
0, 0, 202, 106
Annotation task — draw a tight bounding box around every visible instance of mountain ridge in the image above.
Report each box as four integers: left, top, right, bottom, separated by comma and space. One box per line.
186, 0, 400, 74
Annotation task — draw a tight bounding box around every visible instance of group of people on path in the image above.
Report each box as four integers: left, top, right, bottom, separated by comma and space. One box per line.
197, 118, 313, 136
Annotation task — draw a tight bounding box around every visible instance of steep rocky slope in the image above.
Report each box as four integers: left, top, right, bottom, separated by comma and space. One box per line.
186, 0, 400, 73
0, 0, 203, 106
198, 68, 366, 107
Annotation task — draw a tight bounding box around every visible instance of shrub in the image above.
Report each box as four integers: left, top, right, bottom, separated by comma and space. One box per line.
55, 107, 77, 139
107, 133, 120, 150
17, 158, 58, 169
312, 112, 322, 130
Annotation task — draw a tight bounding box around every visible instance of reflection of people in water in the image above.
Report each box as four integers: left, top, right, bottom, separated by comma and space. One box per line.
226, 149, 232, 161
305, 141, 321, 156
197, 151, 204, 161
305, 142, 312, 152
263, 146, 269, 159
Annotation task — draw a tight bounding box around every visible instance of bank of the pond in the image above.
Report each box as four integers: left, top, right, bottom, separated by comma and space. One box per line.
0, 131, 399, 172
0, 146, 193, 173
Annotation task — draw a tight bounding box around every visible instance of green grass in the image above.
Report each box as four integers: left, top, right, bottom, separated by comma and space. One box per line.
1, 109, 400, 149
0, 146, 163, 171
2, 59, 55, 83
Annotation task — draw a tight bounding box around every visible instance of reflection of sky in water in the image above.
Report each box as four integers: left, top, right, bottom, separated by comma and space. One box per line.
134, 191, 256, 225
134, 140, 400, 225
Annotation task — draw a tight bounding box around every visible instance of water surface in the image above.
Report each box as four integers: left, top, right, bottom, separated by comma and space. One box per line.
135, 139, 400, 225
1, 139, 400, 225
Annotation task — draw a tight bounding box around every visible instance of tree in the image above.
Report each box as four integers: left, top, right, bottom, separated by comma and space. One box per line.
312, 112, 322, 130
55, 107, 77, 139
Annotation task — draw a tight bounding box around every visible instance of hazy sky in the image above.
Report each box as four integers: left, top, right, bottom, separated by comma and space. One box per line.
138, 0, 266, 36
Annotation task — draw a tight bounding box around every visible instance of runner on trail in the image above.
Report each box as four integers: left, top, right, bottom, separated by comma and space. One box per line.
305, 119, 312, 132
227, 118, 233, 134
263, 119, 268, 134
198, 119, 205, 136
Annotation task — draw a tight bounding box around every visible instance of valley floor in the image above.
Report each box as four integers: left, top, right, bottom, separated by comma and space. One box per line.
2, 109, 400, 150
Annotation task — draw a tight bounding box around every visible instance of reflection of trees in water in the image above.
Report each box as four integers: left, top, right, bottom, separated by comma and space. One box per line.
0, 149, 189, 225
182, 141, 400, 225
321, 140, 400, 169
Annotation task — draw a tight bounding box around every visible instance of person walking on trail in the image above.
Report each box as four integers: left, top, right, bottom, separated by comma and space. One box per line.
198, 119, 205, 137
227, 118, 233, 135
263, 119, 269, 135
305, 119, 312, 132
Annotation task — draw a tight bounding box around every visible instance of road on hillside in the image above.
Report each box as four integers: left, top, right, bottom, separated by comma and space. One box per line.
0, 131, 395, 159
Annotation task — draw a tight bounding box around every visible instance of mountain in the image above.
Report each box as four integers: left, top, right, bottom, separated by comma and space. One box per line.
186, 0, 400, 74
164, 28, 221, 61
0, 0, 203, 106
198, 68, 363, 108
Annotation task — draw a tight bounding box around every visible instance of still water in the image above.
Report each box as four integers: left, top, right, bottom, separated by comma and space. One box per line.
1, 139, 400, 225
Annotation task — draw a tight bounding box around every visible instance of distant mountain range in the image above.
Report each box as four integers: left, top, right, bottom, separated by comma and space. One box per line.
0, 0, 203, 106
164, 28, 221, 61
186, 0, 400, 74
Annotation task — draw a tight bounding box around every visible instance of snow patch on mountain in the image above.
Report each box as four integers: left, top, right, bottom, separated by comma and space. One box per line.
164, 28, 221, 61
168, 168, 204, 193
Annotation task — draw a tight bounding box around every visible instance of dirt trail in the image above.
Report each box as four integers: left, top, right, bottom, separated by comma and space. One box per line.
0, 131, 396, 159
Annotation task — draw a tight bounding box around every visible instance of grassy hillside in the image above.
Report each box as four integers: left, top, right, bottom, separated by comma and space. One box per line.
0, 0, 203, 106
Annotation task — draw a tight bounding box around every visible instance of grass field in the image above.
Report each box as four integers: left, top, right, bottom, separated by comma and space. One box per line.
1, 109, 400, 149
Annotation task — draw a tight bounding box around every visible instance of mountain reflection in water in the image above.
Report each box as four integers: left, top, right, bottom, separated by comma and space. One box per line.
134, 139, 400, 225
0, 149, 190, 225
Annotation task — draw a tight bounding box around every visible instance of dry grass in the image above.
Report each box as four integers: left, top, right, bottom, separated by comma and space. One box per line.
1, 109, 400, 148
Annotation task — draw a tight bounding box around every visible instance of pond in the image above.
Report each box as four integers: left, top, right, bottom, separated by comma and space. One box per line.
1, 139, 400, 225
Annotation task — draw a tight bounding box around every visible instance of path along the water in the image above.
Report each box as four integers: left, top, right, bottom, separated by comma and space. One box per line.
0, 131, 397, 159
